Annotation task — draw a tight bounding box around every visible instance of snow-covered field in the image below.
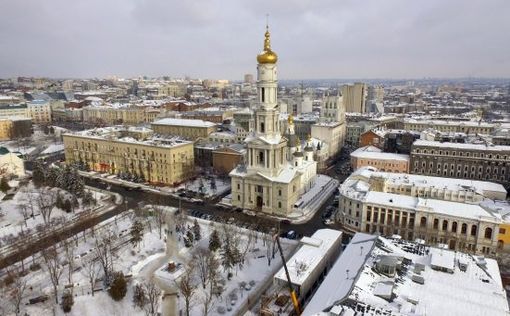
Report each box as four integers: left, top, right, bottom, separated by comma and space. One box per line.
0, 182, 108, 242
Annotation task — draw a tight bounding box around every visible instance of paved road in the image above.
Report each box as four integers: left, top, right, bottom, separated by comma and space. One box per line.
84, 177, 340, 239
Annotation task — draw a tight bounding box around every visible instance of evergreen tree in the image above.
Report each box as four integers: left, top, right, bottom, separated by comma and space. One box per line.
56, 193, 64, 209
61, 289, 74, 313
32, 161, 46, 187
0, 177, 10, 193
63, 199, 73, 213
108, 272, 127, 301
208, 229, 221, 252
210, 177, 217, 192
184, 229, 194, 248
130, 220, 144, 249
192, 219, 201, 242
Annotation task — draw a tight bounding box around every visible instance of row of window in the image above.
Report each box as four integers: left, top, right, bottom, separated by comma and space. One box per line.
414, 148, 508, 160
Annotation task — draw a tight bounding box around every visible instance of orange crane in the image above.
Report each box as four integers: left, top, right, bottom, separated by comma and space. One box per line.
275, 234, 301, 315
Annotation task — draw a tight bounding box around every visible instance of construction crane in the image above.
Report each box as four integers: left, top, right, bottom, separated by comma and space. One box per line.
275, 234, 301, 315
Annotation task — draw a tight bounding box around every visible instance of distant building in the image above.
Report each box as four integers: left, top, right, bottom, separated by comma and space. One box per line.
342, 82, 367, 113
351, 145, 409, 172
0, 104, 28, 119
346, 121, 376, 147
0, 117, 32, 141
359, 129, 386, 148
410, 140, 510, 185
244, 74, 254, 84
404, 118, 495, 135
63, 126, 194, 186
27, 100, 52, 124
151, 118, 217, 141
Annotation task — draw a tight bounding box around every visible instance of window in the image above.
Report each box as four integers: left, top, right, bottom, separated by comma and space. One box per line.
420, 217, 427, 227
452, 222, 458, 233
500, 228, 506, 234
484, 227, 493, 239
433, 218, 439, 229
471, 225, 477, 236
278, 201, 282, 208
278, 189, 282, 196
260, 122, 265, 133
237, 183, 240, 190
442, 220, 448, 231
461, 223, 467, 234
237, 195, 240, 201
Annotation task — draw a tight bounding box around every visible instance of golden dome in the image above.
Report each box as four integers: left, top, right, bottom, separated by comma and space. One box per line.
257, 26, 278, 64
287, 114, 294, 124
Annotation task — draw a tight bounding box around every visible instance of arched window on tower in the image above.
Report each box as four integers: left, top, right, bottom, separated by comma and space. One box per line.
261, 88, 265, 102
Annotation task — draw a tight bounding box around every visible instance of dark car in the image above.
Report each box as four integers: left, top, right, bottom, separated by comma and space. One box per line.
280, 219, 291, 225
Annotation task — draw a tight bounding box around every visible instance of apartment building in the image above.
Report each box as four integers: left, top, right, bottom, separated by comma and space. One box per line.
404, 119, 495, 135
151, 118, 217, 141
63, 126, 194, 186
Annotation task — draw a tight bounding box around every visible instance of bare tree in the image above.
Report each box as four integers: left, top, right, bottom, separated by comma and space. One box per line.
194, 248, 212, 289
142, 281, 161, 316
81, 258, 100, 296
37, 188, 58, 224
264, 233, 273, 266
42, 245, 64, 304
62, 238, 75, 284
93, 229, 117, 283
17, 203, 30, 227
239, 229, 255, 268
202, 253, 220, 316
178, 263, 198, 316
8, 276, 28, 316
153, 206, 166, 240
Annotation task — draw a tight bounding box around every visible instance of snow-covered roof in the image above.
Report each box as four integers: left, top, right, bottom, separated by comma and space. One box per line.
413, 140, 510, 152
303, 233, 378, 315
405, 118, 495, 128
351, 146, 410, 162
306, 234, 510, 316
152, 117, 216, 128
274, 229, 342, 287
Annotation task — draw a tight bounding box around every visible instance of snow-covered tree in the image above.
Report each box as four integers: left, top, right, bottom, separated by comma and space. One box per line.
208, 229, 221, 252
130, 219, 144, 249
42, 245, 64, 304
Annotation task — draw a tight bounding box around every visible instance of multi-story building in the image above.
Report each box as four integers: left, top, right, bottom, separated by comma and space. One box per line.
310, 93, 347, 158
342, 82, 367, 113
27, 100, 52, 124
0, 117, 32, 141
410, 140, 510, 185
345, 121, 376, 147
151, 118, 217, 141
63, 126, 194, 186
83, 105, 161, 125
0, 104, 29, 119
338, 167, 504, 254
404, 118, 495, 135
230, 26, 317, 216
351, 145, 409, 172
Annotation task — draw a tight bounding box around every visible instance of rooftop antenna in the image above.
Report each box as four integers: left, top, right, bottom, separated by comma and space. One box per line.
266, 13, 269, 29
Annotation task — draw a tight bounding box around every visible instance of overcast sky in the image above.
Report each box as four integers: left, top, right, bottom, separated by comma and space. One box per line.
0, 0, 509, 80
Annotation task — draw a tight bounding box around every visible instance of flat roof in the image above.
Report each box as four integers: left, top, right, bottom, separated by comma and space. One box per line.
413, 140, 510, 152
351, 146, 410, 162
152, 117, 216, 128
274, 229, 342, 287
303, 233, 377, 315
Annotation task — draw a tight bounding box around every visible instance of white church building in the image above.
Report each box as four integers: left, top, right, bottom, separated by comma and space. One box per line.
230, 25, 317, 217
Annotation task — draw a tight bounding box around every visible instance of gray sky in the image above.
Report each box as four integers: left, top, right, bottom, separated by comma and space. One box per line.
1, 0, 509, 80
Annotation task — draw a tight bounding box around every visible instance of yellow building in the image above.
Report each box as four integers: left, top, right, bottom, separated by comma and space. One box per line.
83, 105, 161, 125
0, 117, 32, 141
63, 126, 194, 186
151, 118, 217, 141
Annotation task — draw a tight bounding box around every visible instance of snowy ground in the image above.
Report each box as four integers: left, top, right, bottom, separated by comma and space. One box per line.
177, 177, 231, 198
10, 211, 153, 316
153, 214, 298, 316
0, 128, 61, 157
0, 182, 108, 243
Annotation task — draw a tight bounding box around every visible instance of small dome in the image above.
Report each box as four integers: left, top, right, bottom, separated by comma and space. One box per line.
304, 145, 314, 152
293, 151, 304, 157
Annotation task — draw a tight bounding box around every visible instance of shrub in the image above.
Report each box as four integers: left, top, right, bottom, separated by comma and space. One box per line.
108, 272, 127, 301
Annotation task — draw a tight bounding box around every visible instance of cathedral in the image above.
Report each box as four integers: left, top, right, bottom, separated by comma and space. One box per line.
230, 25, 317, 217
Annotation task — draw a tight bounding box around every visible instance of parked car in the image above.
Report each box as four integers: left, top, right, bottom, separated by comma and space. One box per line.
280, 219, 291, 225
286, 230, 297, 239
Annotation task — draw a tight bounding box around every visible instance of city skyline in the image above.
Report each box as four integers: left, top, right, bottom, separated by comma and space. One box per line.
1, 0, 509, 80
